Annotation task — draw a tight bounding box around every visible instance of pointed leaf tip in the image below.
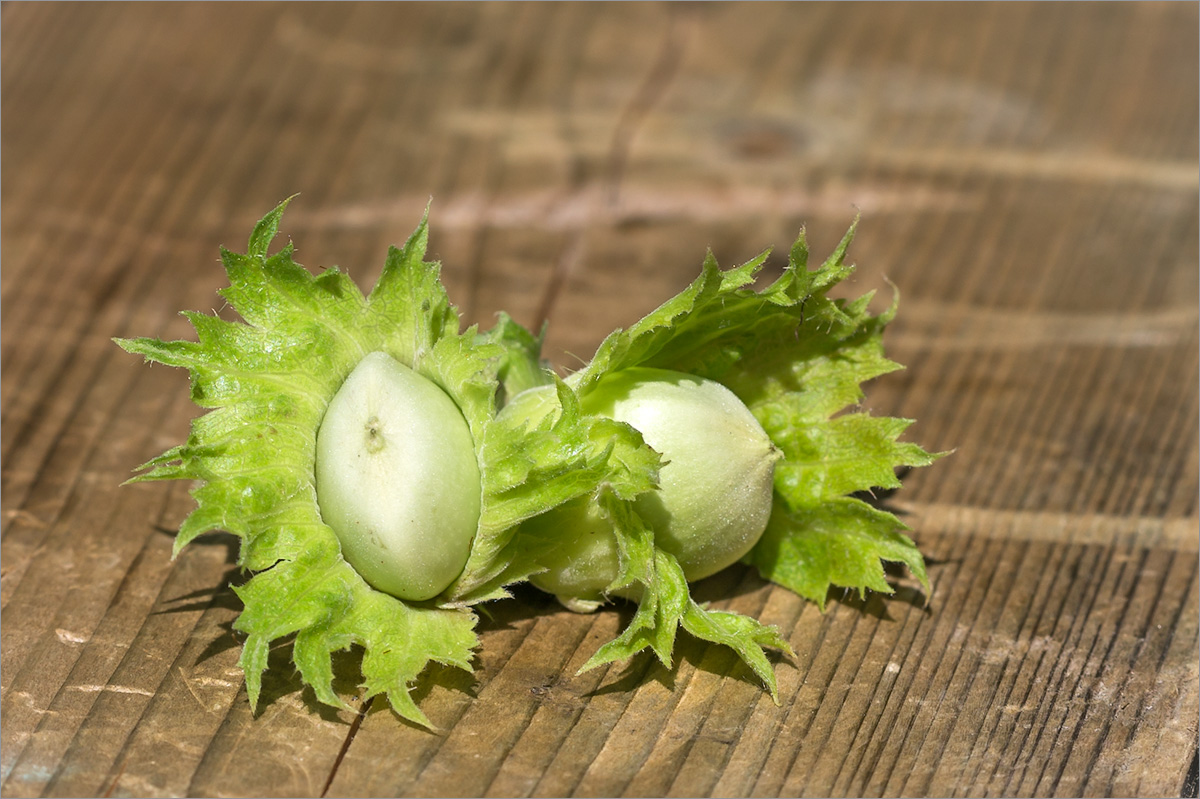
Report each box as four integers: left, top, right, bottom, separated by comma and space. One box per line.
237, 635, 270, 714
789, 227, 809, 271
247, 194, 299, 258
401, 209, 431, 264
823, 215, 860, 271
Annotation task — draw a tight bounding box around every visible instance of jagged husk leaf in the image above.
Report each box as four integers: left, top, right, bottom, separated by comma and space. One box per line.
117, 199, 652, 726
501, 220, 941, 698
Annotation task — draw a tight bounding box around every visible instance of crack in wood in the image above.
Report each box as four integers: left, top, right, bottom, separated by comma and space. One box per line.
320, 695, 372, 798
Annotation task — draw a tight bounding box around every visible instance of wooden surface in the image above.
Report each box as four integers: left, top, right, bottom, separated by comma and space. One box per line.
2, 3, 1197, 797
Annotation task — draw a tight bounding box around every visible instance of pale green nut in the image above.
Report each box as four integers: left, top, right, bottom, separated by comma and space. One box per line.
315, 351, 481, 601
510, 367, 781, 609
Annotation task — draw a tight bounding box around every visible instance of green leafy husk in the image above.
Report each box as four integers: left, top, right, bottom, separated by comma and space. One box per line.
500, 220, 942, 699
117, 199, 649, 727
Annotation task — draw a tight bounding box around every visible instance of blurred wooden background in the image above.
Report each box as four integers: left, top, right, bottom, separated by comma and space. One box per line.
2, 3, 1197, 797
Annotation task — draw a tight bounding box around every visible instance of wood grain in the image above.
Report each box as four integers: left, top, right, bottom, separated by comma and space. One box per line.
2, 3, 1196, 797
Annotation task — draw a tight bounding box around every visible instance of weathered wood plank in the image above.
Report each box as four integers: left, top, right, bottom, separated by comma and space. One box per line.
2, 2, 1196, 797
